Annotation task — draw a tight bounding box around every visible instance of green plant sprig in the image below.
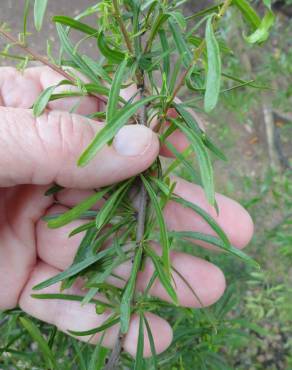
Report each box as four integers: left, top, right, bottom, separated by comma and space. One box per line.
0, 0, 275, 368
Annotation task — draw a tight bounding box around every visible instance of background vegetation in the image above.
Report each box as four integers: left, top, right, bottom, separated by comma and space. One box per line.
0, 1, 291, 369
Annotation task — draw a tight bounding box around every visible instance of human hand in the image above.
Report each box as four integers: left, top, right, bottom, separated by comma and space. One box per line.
0, 66, 253, 356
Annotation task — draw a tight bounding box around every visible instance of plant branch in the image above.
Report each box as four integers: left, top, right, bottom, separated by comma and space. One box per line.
112, 0, 134, 54
168, 0, 232, 105
0, 28, 107, 104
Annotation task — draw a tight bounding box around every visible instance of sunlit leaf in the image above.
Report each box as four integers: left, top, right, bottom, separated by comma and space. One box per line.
33, 85, 56, 117
244, 10, 275, 44
204, 15, 221, 113
56, 23, 100, 84
98, 31, 126, 63
233, 0, 261, 30
34, 0, 48, 31
107, 58, 128, 122
53, 16, 98, 36
47, 187, 110, 228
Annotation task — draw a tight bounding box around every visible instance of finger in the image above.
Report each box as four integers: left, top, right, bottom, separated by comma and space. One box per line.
36, 207, 225, 308
0, 66, 100, 114
19, 262, 173, 357
164, 177, 254, 249
0, 185, 52, 310
0, 107, 159, 187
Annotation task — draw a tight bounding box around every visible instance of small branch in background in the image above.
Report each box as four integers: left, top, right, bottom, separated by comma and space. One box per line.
263, 102, 280, 171
273, 117, 291, 171
0, 28, 107, 104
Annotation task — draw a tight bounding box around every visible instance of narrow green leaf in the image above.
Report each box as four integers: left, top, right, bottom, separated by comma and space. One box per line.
143, 315, 158, 370
204, 15, 221, 113
169, 231, 259, 267
120, 247, 143, 333
145, 13, 170, 52
150, 177, 172, 198
173, 103, 202, 135
71, 227, 97, 264
52, 16, 98, 36
171, 119, 215, 205
244, 10, 275, 44
31, 293, 114, 308
56, 23, 100, 84
33, 246, 116, 290
33, 85, 56, 117
168, 11, 187, 30
47, 187, 110, 228
34, 0, 48, 31
69, 315, 120, 336
145, 247, 178, 305
19, 317, 57, 369
78, 95, 161, 166
171, 195, 230, 248
23, 0, 31, 36
82, 56, 112, 83
165, 142, 201, 183
233, 0, 261, 30
141, 175, 171, 276
107, 58, 128, 123
68, 221, 96, 236
96, 180, 132, 229
97, 31, 126, 63
158, 29, 170, 79
168, 18, 192, 68
202, 135, 227, 161
134, 314, 145, 370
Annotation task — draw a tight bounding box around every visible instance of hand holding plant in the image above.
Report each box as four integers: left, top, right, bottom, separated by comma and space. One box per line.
0, 0, 274, 367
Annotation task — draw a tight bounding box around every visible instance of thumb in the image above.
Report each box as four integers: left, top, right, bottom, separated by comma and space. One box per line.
0, 107, 159, 188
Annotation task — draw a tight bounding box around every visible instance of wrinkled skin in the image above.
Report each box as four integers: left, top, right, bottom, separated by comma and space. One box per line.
0, 67, 253, 356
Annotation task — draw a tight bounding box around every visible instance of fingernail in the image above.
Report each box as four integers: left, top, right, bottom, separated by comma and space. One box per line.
113, 125, 153, 156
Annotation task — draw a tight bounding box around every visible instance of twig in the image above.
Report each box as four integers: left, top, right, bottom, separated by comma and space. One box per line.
0, 28, 107, 104
105, 70, 148, 370
112, 0, 133, 54
263, 102, 280, 170
274, 122, 291, 170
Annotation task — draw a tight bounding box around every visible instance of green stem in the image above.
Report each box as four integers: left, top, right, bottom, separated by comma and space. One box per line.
112, 0, 133, 54
0, 28, 108, 104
